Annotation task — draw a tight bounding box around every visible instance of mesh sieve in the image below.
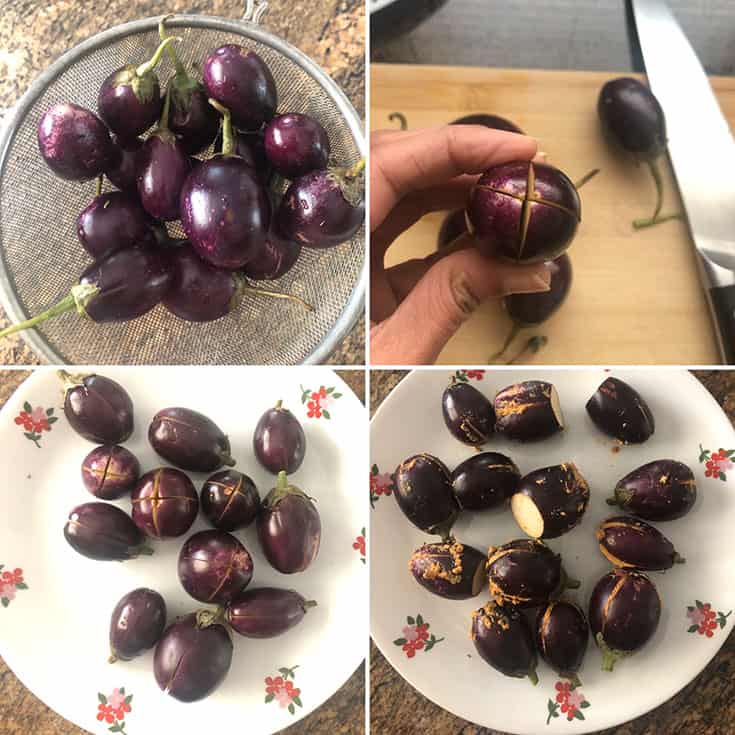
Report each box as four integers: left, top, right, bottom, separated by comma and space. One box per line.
0, 7, 365, 365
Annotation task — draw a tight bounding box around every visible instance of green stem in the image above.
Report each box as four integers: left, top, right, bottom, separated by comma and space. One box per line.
276, 470, 289, 492
647, 158, 663, 220
342, 158, 366, 179
241, 282, 313, 312
505, 335, 548, 364
275, 400, 283, 409
574, 168, 600, 189
158, 15, 187, 76
136, 36, 179, 78
527, 668, 539, 686
388, 111, 407, 130
303, 600, 318, 610
158, 84, 172, 131
632, 212, 683, 230
210, 98, 234, 156
596, 632, 627, 672
673, 553, 686, 564
489, 322, 521, 362
0, 292, 79, 339
95, 174, 103, 198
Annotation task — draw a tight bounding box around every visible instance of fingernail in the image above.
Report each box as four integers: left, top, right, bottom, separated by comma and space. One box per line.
501, 266, 551, 296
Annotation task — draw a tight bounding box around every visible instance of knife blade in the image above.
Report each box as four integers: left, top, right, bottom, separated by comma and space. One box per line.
630, 0, 735, 363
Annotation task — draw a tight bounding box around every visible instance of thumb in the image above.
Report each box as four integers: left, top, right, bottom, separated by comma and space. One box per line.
370, 249, 551, 365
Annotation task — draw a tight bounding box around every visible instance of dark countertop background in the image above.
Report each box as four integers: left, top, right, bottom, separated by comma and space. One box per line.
370, 369, 735, 735
0, 0, 365, 366
0, 367, 365, 735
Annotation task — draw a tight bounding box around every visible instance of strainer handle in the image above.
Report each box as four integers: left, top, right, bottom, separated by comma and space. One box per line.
241, 0, 269, 24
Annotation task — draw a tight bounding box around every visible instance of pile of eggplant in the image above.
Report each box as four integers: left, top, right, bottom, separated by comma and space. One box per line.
394, 374, 695, 683
61, 369, 321, 703
0, 15, 365, 342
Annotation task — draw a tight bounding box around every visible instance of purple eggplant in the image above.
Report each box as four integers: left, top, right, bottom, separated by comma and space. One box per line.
471, 601, 538, 684
131, 468, 199, 539
589, 569, 661, 671
81, 444, 140, 500
148, 407, 235, 473
109, 588, 166, 662
201, 469, 260, 531
393, 454, 459, 537
437, 209, 467, 249
178, 530, 253, 604
105, 135, 143, 192
264, 113, 331, 178
597, 515, 685, 570
494, 380, 564, 441
214, 127, 272, 182
409, 540, 486, 600
253, 401, 306, 474
37, 103, 113, 181
536, 600, 588, 684
511, 463, 590, 540
64, 502, 152, 561
586, 377, 655, 444
154, 611, 233, 702
441, 378, 494, 446
452, 113, 524, 133
202, 44, 277, 131
466, 161, 580, 263
59, 371, 133, 444
241, 226, 302, 281
257, 471, 321, 574
226, 587, 316, 638
608, 459, 696, 521
450, 452, 520, 511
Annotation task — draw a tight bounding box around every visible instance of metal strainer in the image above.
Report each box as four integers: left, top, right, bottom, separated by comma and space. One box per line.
0, 3, 365, 365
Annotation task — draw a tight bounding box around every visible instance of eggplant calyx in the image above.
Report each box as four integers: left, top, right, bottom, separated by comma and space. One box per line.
108, 649, 120, 664
195, 607, 223, 629
565, 672, 582, 688
266, 471, 316, 508
596, 632, 628, 672
430, 513, 458, 542
134, 543, 155, 557
57, 369, 87, 394
330, 159, 366, 209
605, 496, 619, 506
303, 600, 318, 611
219, 448, 237, 467
673, 552, 686, 564
71, 282, 101, 316
527, 668, 539, 686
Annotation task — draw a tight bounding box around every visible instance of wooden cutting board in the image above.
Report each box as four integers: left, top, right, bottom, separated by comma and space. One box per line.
371, 64, 735, 365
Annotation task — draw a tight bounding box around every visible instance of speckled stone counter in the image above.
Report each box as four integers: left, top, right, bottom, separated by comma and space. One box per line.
0, 367, 365, 734
0, 0, 364, 366
370, 369, 735, 735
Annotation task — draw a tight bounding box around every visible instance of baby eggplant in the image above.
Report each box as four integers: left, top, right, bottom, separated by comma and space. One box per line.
257, 471, 321, 574
471, 601, 538, 684
59, 371, 134, 444
450, 452, 520, 511
201, 469, 260, 531
64, 502, 152, 561
154, 611, 233, 702
393, 453, 459, 537
511, 463, 590, 540
264, 113, 331, 178
589, 569, 661, 671
214, 127, 272, 182
597, 515, 685, 570
241, 227, 302, 281
607, 459, 696, 521
81, 444, 140, 500
37, 103, 113, 181
452, 113, 524, 133
466, 161, 580, 263
105, 135, 143, 193
108, 587, 166, 663
131, 468, 199, 539
253, 401, 306, 474
225, 587, 317, 638
494, 380, 564, 441
178, 530, 253, 604
148, 407, 235, 472
409, 540, 486, 600
437, 209, 467, 249
586, 376, 655, 443
486, 539, 577, 608
536, 600, 588, 685
441, 379, 494, 446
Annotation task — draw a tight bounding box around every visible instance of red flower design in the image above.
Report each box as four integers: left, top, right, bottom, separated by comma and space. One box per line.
1, 568, 23, 585
353, 534, 366, 556
465, 369, 485, 380
306, 400, 322, 419
555, 680, 572, 703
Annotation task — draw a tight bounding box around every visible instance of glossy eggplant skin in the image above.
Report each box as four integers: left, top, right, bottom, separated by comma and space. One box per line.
437, 209, 467, 249
98, 66, 162, 140
586, 377, 655, 444
450, 452, 520, 511
393, 454, 459, 537
81, 444, 140, 500
589, 569, 661, 671
494, 380, 564, 441
264, 113, 331, 178
505, 254, 572, 325
148, 407, 235, 473
169, 85, 220, 155
131, 468, 199, 539
536, 600, 588, 680
452, 114, 524, 133
201, 469, 260, 532
597, 515, 685, 570
471, 601, 538, 683
64, 502, 151, 561
154, 613, 233, 703
226, 587, 315, 638
109, 588, 166, 662
409, 540, 486, 600
137, 133, 192, 222
253, 402, 306, 474
441, 381, 494, 446
61, 372, 134, 444
105, 135, 143, 193
241, 228, 302, 281
608, 460, 696, 521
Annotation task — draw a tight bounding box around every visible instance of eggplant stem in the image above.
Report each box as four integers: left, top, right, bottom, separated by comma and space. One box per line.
527, 668, 539, 686
574, 168, 600, 190
647, 158, 664, 220
158, 84, 172, 130
567, 673, 582, 688
209, 98, 234, 156
158, 15, 187, 76
388, 111, 407, 130
136, 36, 180, 78
632, 212, 683, 230
276, 470, 289, 492
275, 400, 283, 409
95, 174, 103, 198
138, 544, 155, 556
303, 600, 318, 610
605, 497, 618, 506
343, 158, 366, 180
505, 335, 548, 364
489, 322, 522, 362
673, 553, 686, 564
596, 632, 626, 672
108, 651, 118, 664
241, 285, 314, 312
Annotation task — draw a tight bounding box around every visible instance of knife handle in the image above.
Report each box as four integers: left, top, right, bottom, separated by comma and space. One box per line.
709, 285, 735, 364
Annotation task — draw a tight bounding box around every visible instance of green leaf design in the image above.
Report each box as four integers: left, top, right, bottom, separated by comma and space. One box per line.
288, 703, 295, 715
688, 624, 699, 633
119, 687, 125, 695
326, 386, 334, 393
1, 598, 8, 608
360, 558, 366, 564
292, 695, 302, 707
416, 614, 424, 626
580, 700, 590, 708
727, 450, 735, 457
321, 409, 331, 420
361, 527, 365, 536
23, 401, 31, 413
407, 616, 415, 625
699, 444, 710, 462
46, 407, 53, 415
332, 392, 343, 399
278, 667, 291, 677
48, 416, 58, 424
574, 710, 585, 721
0, 565, 4, 572
720, 472, 727, 481
23, 432, 35, 440
687, 605, 694, 612
393, 638, 407, 646
98, 693, 107, 704
696, 600, 704, 609
15, 582, 27, 590
265, 693, 275, 704
371, 464, 378, 475
546, 700, 559, 725
124, 694, 133, 705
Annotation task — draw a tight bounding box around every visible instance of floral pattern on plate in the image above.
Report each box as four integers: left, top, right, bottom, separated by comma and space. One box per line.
698, 445, 734, 481
264, 666, 303, 715
300, 385, 342, 420
96, 687, 133, 733
0, 565, 27, 607
687, 600, 732, 637
547, 681, 590, 724
14, 402, 58, 447
393, 614, 444, 658
370, 464, 394, 508
353, 528, 366, 563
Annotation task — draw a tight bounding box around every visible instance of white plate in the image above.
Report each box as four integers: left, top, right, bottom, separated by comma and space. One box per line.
370, 368, 735, 734
0, 366, 367, 735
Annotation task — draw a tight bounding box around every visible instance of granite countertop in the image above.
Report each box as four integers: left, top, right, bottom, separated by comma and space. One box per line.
0, 367, 365, 734
0, 0, 364, 366
370, 369, 735, 735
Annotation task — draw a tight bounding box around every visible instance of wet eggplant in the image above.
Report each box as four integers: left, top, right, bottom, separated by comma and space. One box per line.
597, 515, 685, 570
586, 376, 654, 444
393, 453, 459, 537
450, 452, 520, 511
253, 401, 306, 474
471, 601, 538, 684
81, 444, 140, 500
225, 587, 316, 638
441, 379, 494, 446
131, 468, 199, 539
589, 569, 661, 671
264, 113, 331, 178
409, 540, 485, 600
201, 469, 260, 531
494, 380, 564, 441
109, 587, 166, 662
511, 463, 590, 539
536, 600, 588, 684
607, 459, 696, 521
